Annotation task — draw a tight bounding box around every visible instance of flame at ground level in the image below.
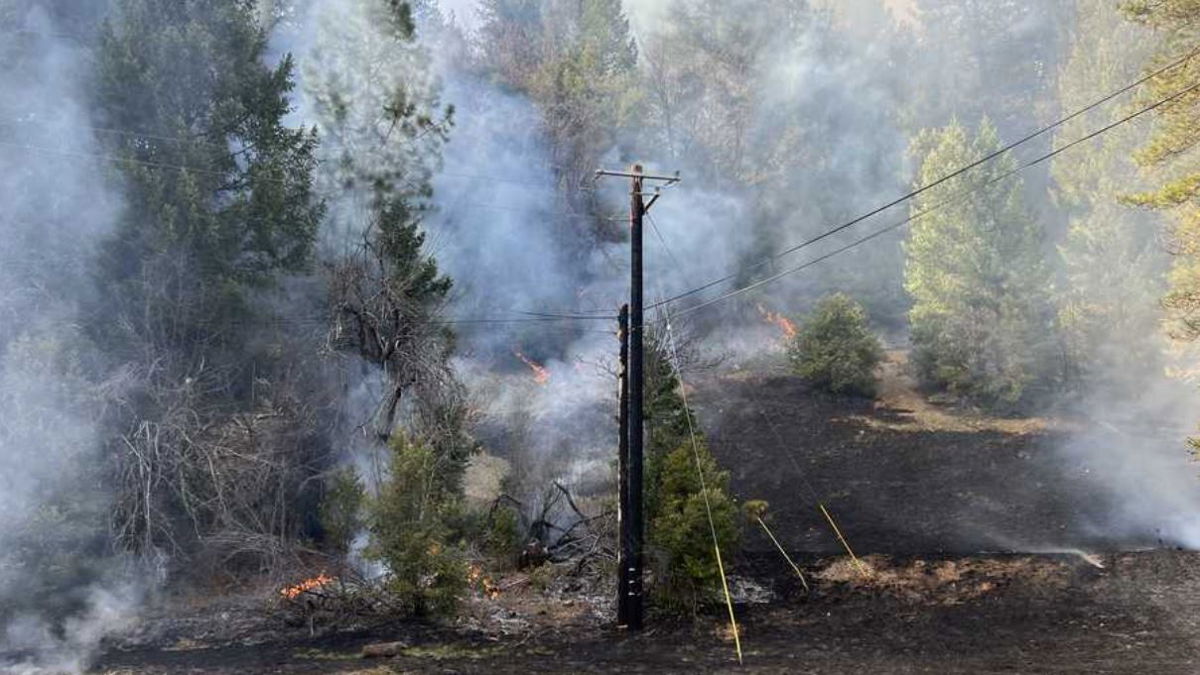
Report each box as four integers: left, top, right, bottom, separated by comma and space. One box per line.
757, 304, 798, 341
280, 573, 334, 600
513, 349, 551, 385
468, 563, 501, 599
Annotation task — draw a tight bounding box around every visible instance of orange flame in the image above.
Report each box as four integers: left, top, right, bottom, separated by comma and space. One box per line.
280, 572, 334, 600
468, 563, 501, 599
513, 350, 550, 385
757, 304, 797, 340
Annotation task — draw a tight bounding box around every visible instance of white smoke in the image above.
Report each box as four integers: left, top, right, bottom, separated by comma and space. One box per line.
0, 2, 144, 672
272, 0, 1200, 557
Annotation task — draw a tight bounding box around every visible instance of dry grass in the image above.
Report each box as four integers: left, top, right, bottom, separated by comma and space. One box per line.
815, 554, 1072, 604
851, 350, 1069, 435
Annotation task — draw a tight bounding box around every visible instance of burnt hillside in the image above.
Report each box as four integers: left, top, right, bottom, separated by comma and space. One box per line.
693, 354, 1177, 555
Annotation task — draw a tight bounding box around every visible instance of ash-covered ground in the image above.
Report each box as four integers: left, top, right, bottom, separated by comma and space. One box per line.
88, 355, 1200, 674
694, 352, 1180, 555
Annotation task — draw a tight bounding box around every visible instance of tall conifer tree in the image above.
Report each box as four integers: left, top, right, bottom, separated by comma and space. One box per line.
905, 119, 1055, 408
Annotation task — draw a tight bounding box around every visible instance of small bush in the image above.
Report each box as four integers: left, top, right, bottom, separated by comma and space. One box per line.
319, 467, 365, 555
788, 293, 883, 397
366, 434, 466, 617
648, 440, 739, 615
483, 503, 522, 563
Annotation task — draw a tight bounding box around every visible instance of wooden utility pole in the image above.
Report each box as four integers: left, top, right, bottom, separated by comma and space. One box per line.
627, 165, 646, 630
616, 303, 631, 626
596, 165, 680, 631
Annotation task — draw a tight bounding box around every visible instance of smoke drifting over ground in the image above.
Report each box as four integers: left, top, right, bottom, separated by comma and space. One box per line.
3, 2, 1200, 669
280, 0, 1200, 549
0, 3, 146, 672
1055, 375, 1200, 550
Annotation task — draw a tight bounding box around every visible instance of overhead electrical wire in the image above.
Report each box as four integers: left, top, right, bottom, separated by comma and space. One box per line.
646, 44, 1200, 312
652, 207, 858, 589
8, 49, 1197, 329
655, 75, 1200, 321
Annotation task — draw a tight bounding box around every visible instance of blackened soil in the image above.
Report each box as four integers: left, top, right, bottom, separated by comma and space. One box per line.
93, 369, 1200, 673
694, 373, 1174, 554
95, 551, 1200, 673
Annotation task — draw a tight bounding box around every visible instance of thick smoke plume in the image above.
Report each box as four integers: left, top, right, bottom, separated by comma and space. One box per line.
280, 0, 1200, 549
0, 2, 144, 672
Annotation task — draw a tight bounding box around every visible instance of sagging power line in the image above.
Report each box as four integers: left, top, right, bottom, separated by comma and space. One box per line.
645, 44, 1200, 312
658, 75, 1200, 320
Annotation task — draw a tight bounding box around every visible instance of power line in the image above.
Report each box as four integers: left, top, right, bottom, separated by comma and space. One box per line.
0, 136, 620, 225
0, 214, 618, 328
647, 44, 1200, 311
662, 77, 1200, 321
196, 313, 616, 328
649, 200, 854, 578
0, 117, 598, 192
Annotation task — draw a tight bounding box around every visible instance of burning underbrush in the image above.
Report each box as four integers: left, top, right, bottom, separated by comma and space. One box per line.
757, 304, 798, 343
272, 560, 517, 631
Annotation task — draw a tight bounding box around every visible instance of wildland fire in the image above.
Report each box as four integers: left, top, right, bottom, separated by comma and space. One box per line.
5, 0, 1200, 673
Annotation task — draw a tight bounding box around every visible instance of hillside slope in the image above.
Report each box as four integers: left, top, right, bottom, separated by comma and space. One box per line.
693, 352, 1178, 555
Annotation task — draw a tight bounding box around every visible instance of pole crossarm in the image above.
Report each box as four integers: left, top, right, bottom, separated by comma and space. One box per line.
595, 168, 682, 184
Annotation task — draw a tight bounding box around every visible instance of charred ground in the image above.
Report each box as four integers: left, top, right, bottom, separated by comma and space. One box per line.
695, 352, 1171, 555
88, 354, 1200, 673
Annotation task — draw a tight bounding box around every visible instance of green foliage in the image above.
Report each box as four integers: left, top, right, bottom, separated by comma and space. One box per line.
319, 467, 365, 555
905, 118, 1057, 410
93, 0, 323, 355
0, 328, 114, 623
526, 563, 556, 592
648, 440, 739, 615
637, 332, 740, 613
643, 0, 913, 324
366, 434, 466, 617
309, 0, 458, 443
897, 1, 1070, 135
1119, 0, 1200, 342
479, 0, 639, 225
1052, 0, 1165, 389
742, 499, 770, 523
483, 505, 522, 563
788, 293, 882, 397
642, 330, 692, 524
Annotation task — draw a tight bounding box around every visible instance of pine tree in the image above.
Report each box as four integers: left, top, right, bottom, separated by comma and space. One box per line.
903, 0, 1072, 135
1053, 0, 1165, 390
92, 0, 325, 555
644, 0, 909, 323
788, 293, 883, 397
641, 329, 738, 614
92, 0, 322, 358
1121, 0, 1200, 343
478, 0, 639, 244
306, 0, 469, 489
905, 119, 1056, 409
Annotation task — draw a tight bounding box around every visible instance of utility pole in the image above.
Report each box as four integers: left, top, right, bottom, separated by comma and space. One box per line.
597, 165, 680, 631
616, 303, 630, 626
627, 165, 645, 631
